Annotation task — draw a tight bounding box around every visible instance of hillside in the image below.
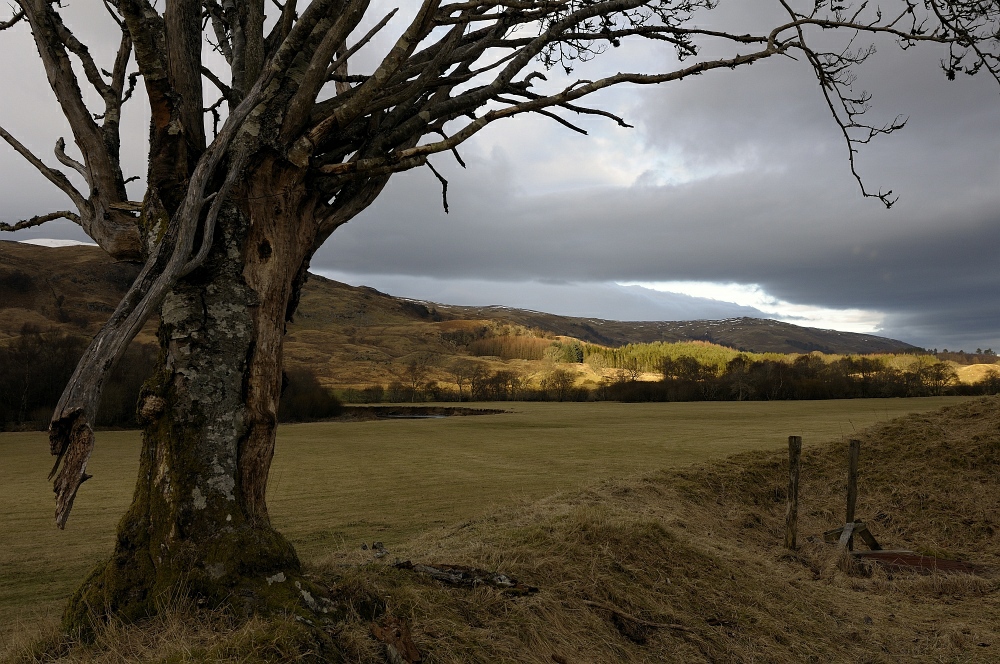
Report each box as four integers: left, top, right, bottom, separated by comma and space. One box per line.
0, 241, 157, 344
0, 241, 917, 363
433, 304, 917, 354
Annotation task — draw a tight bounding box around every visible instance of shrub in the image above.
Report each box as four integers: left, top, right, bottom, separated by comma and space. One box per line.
278, 367, 343, 422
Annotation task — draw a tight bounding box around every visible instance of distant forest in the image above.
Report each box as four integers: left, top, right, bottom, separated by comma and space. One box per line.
3, 325, 999, 429
343, 349, 1000, 404
0, 326, 340, 431
345, 327, 1000, 404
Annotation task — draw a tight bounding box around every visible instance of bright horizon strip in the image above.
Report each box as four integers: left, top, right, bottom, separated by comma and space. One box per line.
618, 280, 886, 334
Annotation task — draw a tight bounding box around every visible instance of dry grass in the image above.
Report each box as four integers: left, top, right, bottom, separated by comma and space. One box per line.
319, 396, 1000, 663
3, 593, 337, 663
956, 363, 1000, 384
4, 396, 999, 662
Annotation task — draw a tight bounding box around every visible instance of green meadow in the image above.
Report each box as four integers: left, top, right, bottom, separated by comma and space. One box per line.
0, 397, 971, 641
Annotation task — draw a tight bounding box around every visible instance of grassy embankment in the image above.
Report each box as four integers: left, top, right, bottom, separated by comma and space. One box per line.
0, 396, 976, 656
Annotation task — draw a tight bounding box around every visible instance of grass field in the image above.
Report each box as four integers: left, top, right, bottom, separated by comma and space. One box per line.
0, 396, 972, 644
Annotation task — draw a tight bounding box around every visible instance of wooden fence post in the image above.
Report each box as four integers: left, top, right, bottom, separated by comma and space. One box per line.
784, 435, 802, 550
845, 439, 861, 550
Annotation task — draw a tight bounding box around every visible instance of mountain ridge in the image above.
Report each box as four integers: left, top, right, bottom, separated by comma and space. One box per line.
428, 300, 918, 354
0, 240, 918, 357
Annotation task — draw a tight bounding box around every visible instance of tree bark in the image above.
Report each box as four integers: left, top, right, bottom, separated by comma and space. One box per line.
63, 164, 336, 641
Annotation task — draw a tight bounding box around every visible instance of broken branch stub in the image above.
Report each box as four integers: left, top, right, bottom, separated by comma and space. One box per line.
48, 410, 95, 529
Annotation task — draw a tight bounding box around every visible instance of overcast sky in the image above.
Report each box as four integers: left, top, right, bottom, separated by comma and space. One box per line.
3, 2, 1000, 351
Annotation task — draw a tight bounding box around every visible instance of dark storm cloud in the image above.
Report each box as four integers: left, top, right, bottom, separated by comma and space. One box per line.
312, 19, 1000, 349
316, 271, 766, 321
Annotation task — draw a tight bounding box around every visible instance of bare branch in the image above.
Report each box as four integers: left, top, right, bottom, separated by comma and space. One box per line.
239, 1, 266, 91
202, 65, 234, 102
425, 159, 450, 212
0, 9, 24, 31
327, 73, 369, 83
51, 15, 115, 101
775, 0, 907, 206
108, 201, 143, 211
203, 0, 234, 64
495, 96, 589, 134
332, 45, 352, 96
307, 0, 979, 216
54, 137, 90, 187
205, 95, 227, 137
19, 3, 141, 258
267, 0, 341, 76
274, 0, 298, 47
20, 5, 106, 167
326, 7, 400, 78
281, 2, 370, 140
0, 211, 82, 233
318, 44, 788, 179
312, 0, 442, 142
165, 0, 206, 150
102, 1, 124, 29
432, 128, 467, 168
556, 99, 633, 128
181, 141, 253, 275
0, 124, 87, 210
222, 0, 249, 101
323, 6, 403, 101
121, 72, 141, 104
440, 0, 568, 12
110, 32, 133, 100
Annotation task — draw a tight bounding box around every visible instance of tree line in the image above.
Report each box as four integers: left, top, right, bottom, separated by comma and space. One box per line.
435, 329, 998, 402
0, 327, 339, 430
0, 325, 155, 430
342, 352, 1000, 404
619, 353, 993, 402
6, 327, 997, 423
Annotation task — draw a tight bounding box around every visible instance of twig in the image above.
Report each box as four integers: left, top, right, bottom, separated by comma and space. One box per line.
425, 159, 449, 213
0, 9, 24, 31
0, 124, 87, 211
326, 7, 400, 76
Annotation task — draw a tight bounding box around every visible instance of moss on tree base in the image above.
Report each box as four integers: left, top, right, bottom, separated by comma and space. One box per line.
61, 524, 355, 662
62, 530, 358, 662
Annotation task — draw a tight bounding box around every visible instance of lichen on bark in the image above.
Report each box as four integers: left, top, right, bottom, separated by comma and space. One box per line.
62, 205, 333, 644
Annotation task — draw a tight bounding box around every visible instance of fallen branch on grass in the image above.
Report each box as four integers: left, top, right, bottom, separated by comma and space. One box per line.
582, 600, 693, 632
394, 561, 538, 595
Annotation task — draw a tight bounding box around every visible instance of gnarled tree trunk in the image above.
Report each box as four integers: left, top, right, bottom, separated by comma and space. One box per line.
64, 162, 335, 634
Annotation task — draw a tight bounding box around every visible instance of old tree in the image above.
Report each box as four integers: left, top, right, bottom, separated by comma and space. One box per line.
1, 0, 997, 638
